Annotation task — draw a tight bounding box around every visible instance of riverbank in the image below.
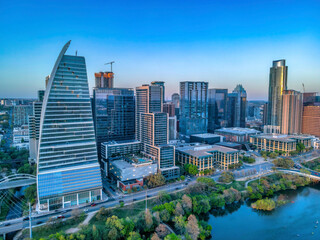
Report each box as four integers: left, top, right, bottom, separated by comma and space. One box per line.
20, 172, 318, 240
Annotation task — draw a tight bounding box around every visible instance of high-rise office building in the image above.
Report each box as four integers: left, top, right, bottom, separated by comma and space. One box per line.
281, 90, 303, 134
135, 84, 163, 140
140, 112, 168, 146
168, 116, 177, 140
267, 60, 288, 127
95, 72, 114, 88
37, 41, 102, 211
13, 105, 33, 127
227, 84, 247, 128
171, 93, 180, 108
92, 88, 135, 160
151, 81, 165, 103
208, 89, 228, 132
179, 81, 208, 136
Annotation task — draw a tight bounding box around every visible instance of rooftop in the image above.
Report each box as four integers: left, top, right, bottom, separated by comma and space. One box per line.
191, 133, 221, 139
176, 144, 238, 157
251, 134, 312, 142
102, 140, 141, 147
215, 127, 261, 135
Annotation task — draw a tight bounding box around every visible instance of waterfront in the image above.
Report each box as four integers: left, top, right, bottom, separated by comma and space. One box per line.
210, 185, 320, 240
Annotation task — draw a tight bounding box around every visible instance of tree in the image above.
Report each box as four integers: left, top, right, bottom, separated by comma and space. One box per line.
160, 209, 170, 222
184, 164, 199, 176
186, 215, 200, 240
174, 202, 184, 216
218, 171, 234, 183
173, 215, 186, 234
273, 158, 294, 169
145, 209, 154, 231
105, 216, 124, 238
180, 175, 185, 181
24, 184, 37, 205
296, 143, 305, 153
181, 194, 192, 213
192, 196, 211, 215
120, 217, 135, 237
155, 224, 171, 238
145, 173, 166, 188
108, 227, 119, 240
153, 211, 161, 225
164, 233, 182, 240
92, 225, 101, 240
127, 232, 142, 240
95, 207, 111, 221
151, 233, 161, 240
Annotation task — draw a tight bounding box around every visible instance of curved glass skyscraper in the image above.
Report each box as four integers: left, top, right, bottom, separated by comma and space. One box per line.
37, 41, 102, 211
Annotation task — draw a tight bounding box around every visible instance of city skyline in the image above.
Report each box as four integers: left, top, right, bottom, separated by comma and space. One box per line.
1, 0, 320, 100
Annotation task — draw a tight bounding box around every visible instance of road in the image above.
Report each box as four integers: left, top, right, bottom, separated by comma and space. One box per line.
0, 160, 275, 235
2, 151, 319, 235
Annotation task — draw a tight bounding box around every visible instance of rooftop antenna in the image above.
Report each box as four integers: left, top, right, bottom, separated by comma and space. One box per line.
75, 50, 78, 56
105, 61, 115, 72
302, 83, 305, 93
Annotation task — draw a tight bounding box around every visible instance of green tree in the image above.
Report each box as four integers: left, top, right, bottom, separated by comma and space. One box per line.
164, 233, 182, 240
173, 215, 186, 234
145, 209, 154, 231
184, 164, 199, 176
127, 232, 142, 240
24, 184, 37, 205
121, 217, 135, 237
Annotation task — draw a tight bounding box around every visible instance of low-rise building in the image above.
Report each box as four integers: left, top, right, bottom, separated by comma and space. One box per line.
109, 158, 157, 192
250, 134, 312, 155
215, 127, 260, 142
176, 143, 239, 171
190, 133, 223, 145
12, 125, 29, 149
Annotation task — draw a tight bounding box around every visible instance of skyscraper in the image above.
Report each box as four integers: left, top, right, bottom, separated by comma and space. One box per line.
171, 93, 180, 108
95, 72, 114, 88
151, 81, 165, 103
163, 102, 175, 117
227, 84, 247, 128
140, 112, 168, 146
179, 81, 208, 136
267, 60, 288, 127
281, 90, 303, 134
208, 88, 228, 132
37, 41, 102, 211
135, 84, 163, 140
92, 88, 135, 160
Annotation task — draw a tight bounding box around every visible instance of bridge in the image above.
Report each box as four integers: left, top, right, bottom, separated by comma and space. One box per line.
0, 174, 36, 190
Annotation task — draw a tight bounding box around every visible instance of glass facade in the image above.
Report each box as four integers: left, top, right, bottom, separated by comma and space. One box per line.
179, 81, 208, 136
267, 60, 288, 127
37, 41, 102, 211
227, 85, 247, 128
208, 89, 228, 132
92, 88, 135, 159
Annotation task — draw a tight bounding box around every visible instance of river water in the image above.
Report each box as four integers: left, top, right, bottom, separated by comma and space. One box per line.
209, 185, 320, 240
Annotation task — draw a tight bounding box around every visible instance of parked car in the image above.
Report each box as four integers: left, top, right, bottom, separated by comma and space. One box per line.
57, 215, 65, 219
90, 203, 97, 207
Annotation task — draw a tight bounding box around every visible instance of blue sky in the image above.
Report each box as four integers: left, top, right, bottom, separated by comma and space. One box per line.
0, 0, 320, 100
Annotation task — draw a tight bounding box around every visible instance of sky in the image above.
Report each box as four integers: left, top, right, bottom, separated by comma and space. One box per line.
0, 0, 320, 100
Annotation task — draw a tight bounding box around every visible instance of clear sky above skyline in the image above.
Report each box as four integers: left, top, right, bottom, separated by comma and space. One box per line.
1, 0, 320, 100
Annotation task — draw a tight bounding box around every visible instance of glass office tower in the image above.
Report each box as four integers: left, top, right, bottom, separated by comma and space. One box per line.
92, 88, 135, 160
208, 88, 228, 132
179, 81, 208, 136
267, 59, 288, 127
37, 41, 102, 211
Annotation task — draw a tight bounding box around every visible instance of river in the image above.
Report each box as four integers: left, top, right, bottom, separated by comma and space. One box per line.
209, 185, 320, 240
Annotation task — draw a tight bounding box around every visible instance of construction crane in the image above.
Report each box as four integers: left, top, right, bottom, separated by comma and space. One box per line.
302, 83, 305, 93
105, 61, 115, 72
